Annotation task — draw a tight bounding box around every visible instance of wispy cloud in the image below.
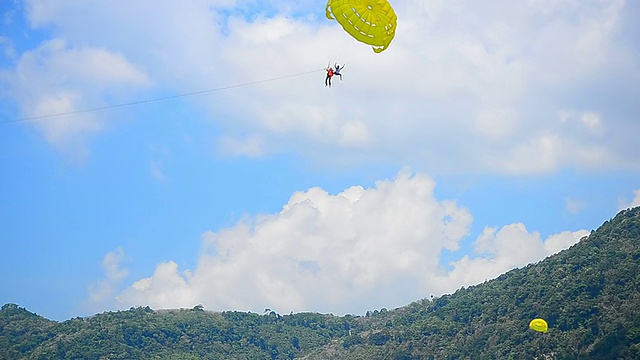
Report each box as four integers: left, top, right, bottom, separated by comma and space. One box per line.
218, 134, 267, 158
148, 144, 172, 181
2, 38, 150, 159
87, 247, 129, 311
620, 189, 640, 210
564, 197, 586, 215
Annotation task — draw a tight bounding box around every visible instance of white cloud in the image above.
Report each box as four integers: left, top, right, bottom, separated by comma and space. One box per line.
115, 171, 588, 314
580, 112, 603, 134
2, 38, 150, 157
121, 261, 194, 307
337, 119, 372, 147
559, 110, 604, 135
2, 0, 637, 171
525, 0, 626, 83
87, 248, 129, 308
544, 230, 589, 254
496, 129, 614, 174
474, 108, 518, 139
499, 133, 563, 173
445, 225, 588, 288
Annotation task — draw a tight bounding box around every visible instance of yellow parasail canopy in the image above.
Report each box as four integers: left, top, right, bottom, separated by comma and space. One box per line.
529, 318, 549, 333
326, 0, 397, 53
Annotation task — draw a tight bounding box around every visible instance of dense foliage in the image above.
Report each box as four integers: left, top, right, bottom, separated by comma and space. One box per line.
0, 305, 358, 359
2, 207, 639, 359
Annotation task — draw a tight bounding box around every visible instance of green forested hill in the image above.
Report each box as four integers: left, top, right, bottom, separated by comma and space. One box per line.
2, 207, 639, 359
0, 305, 358, 359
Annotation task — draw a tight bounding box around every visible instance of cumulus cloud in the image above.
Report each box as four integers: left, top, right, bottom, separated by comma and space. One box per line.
115, 171, 588, 314
447, 225, 588, 287
2, 0, 637, 172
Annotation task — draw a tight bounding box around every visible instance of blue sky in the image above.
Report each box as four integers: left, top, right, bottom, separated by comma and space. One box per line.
1, 0, 639, 321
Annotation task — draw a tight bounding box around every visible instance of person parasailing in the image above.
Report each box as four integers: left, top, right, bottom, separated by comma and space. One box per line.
325, 63, 335, 87
334, 63, 345, 81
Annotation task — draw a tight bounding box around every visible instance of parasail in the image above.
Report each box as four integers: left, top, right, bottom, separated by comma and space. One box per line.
529, 318, 549, 333
326, 0, 397, 53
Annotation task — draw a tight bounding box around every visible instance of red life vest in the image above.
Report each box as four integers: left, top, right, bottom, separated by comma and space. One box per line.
328, 68, 334, 76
